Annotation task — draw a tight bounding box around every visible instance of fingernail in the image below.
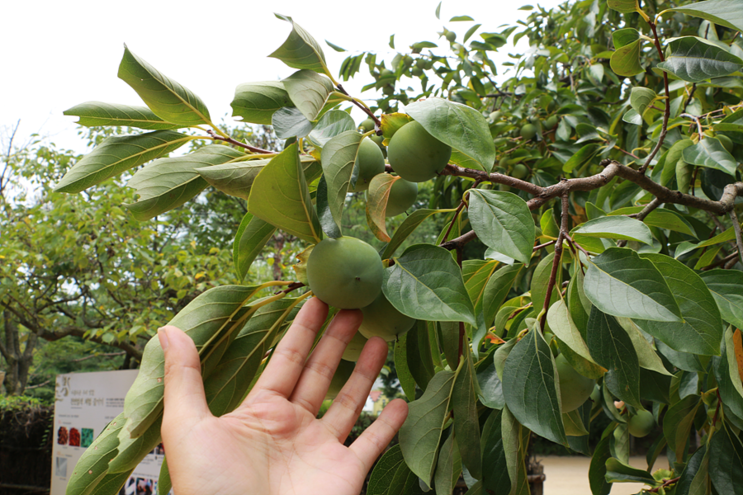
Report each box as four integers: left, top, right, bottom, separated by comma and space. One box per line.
158, 327, 170, 351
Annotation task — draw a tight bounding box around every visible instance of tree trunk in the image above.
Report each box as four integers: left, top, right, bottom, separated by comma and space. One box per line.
1, 311, 38, 396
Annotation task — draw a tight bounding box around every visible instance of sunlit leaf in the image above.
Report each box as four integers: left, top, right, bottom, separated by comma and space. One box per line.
63, 101, 181, 129
231, 81, 294, 125
468, 190, 535, 264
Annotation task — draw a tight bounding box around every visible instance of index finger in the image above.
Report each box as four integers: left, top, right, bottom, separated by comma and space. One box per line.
248, 296, 329, 399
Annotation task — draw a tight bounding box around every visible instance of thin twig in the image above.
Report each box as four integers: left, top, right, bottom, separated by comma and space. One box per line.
336, 84, 381, 128
533, 240, 557, 251
635, 197, 662, 222
206, 129, 273, 154
729, 209, 743, 267
275, 282, 305, 295
539, 193, 569, 331
680, 113, 704, 137
639, 22, 671, 175
647, 477, 681, 493
682, 83, 697, 114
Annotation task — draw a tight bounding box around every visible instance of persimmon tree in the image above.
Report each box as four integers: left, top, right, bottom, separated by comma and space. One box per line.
59, 1, 743, 494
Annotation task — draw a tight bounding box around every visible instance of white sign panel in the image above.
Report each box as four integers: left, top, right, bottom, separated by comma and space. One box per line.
51, 370, 167, 495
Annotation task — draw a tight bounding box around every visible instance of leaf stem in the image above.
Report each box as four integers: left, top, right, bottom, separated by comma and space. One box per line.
205, 129, 274, 154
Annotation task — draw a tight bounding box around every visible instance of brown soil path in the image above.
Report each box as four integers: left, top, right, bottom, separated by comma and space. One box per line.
539, 456, 668, 495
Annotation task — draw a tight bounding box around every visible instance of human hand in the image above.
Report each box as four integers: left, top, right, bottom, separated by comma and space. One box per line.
158, 297, 408, 495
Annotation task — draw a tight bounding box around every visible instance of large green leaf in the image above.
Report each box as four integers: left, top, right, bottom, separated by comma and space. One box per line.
463, 259, 499, 314
272, 107, 313, 139
126, 145, 245, 220
122, 285, 264, 437
675, 445, 709, 495
269, 14, 329, 74
365, 173, 398, 242
382, 208, 454, 259
502, 328, 567, 445
657, 36, 743, 83
629, 87, 656, 115
233, 212, 277, 282
468, 190, 535, 264
480, 410, 511, 493
608, 0, 640, 13
682, 137, 738, 176
316, 175, 342, 238
482, 264, 523, 328
383, 244, 477, 325
204, 298, 300, 416
247, 143, 322, 244
54, 131, 191, 193
282, 70, 334, 121
307, 110, 356, 148
452, 359, 482, 479
702, 269, 743, 329
709, 425, 743, 495
110, 419, 161, 473
611, 30, 644, 77
713, 327, 743, 422
663, 394, 701, 461
604, 458, 657, 485
117, 46, 211, 126
198, 154, 319, 201
320, 130, 363, 227
608, 207, 696, 237
589, 431, 614, 495
531, 252, 561, 317
63, 101, 181, 129
66, 413, 124, 495
367, 445, 424, 495
616, 318, 671, 376
666, 0, 743, 34
231, 81, 294, 125
405, 98, 495, 171
572, 216, 653, 244
634, 253, 722, 356
434, 431, 461, 495
547, 299, 599, 366
583, 248, 682, 322
586, 307, 642, 408
501, 407, 527, 495
399, 370, 457, 484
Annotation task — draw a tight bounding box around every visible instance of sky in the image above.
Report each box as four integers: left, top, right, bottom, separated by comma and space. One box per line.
1, 0, 564, 154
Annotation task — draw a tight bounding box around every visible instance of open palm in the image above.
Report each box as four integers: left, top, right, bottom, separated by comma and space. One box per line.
158, 297, 408, 495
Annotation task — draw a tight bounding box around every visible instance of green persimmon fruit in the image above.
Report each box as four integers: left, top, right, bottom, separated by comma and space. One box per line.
521, 123, 538, 140
359, 118, 375, 133
382, 85, 395, 96
445, 31, 456, 42
717, 134, 734, 153
380, 68, 393, 78
511, 163, 528, 179
371, 134, 385, 146
342, 331, 368, 362
307, 236, 384, 309
388, 121, 452, 182
544, 115, 559, 130
556, 354, 596, 412
628, 410, 655, 438
499, 156, 512, 169
411, 66, 423, 76
359, 292, 416, 342
352, 138, 386, 192
385, 179, 418, 217
326, 360, 355, 400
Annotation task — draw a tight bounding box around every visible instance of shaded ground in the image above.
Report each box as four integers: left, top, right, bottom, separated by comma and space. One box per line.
540, 456, 668, 495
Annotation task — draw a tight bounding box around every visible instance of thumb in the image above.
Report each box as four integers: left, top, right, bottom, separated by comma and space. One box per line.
159, 326, 211, 435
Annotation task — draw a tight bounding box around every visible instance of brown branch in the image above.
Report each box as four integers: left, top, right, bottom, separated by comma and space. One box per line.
633, 197, 662, 222
680, 113, 704, 137
701, 250, 738, 271
274, 282, 305, 295
440, 164, 542, 195
335, 84, 381, 129
682, 83, 697, 113
639, 21, 671, 175
647, 477, 680, 493
539, 193, 569, 331
206, 129, 273, 154
533, 240, 557, 251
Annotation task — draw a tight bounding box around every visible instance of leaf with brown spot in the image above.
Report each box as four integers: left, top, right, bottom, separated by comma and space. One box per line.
366, 174, 399, 242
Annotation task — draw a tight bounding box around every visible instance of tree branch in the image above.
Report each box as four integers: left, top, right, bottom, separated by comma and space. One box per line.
729, 209, 743, 267
205, 129, 273, 154
539, 193, 569, 331
639, 21, 671, 174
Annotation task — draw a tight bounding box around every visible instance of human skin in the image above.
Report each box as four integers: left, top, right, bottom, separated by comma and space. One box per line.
158, 297, 408, 495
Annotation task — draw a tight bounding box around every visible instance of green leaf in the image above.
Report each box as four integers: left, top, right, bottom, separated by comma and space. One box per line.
701, 270, 743, 329
450, 15, 475, 21
476, 353, 505, 409
233, 212, 277, 282
468, 190, 535, 264
316, 175, 342, 239
604, 458, 657, 484
666, 0, 743, 35
367, 445, 424, 495
405, 98, 495, 171
231, 81, 294, 125
663, 394, 701, 461
502, 328, 567, 445
110, 419, 161, 473
563, 408, 589, 436
502, 406, 529, 495
434, 431, 461, 495
610, 30, 644, 77
383, 244, 477, 325
270, 14, 329, 74
583, 248, 682, 322
66, 413, 124, 495
126, 145, 245, 220
531, 252, 561, 317
395, 332, 417, 401
608, 207, 696, 237
629, 87, 656, 115
320, 130, 363, 227
198, 154, 318, 201
117, 46, 211, 126
480, 410, 510, 492
247, 143, 322, 244
547, 299, 600, 366
657, 36, 743, 83
122, 285, 266, 437
634, 253, 722, 356
54, 130, 191, 193
589, 431, 613, 495
682, 137, 738, 176
675, 445, 709, 495
572, 216, 654, 244
325, 40, 346, 52
282, 70, 335, 121
463, 259, 499, 314
616, 318, 672, 376
713, 327, 743, 422
586, 307, 642, 408
307, 110, 356, 147
399, 370, 457, 484
91, 471, 134, 495
709, 425, 743, 495
382, 208, 454, 259
482, 264, 523, 329
452, 358, 482, 479
406, 321, 436, 391
272, 107, 313, 139
608, 0, 640, 13
562, 143, 600, 173
204, 298, 299, 416
63, 101, 182, 129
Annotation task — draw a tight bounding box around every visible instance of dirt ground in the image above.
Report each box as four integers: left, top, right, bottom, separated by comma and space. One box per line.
539, 456, 668, 495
